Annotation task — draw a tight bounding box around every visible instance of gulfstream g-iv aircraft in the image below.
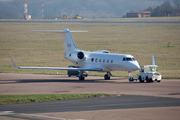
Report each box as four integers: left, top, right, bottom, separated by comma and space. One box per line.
10, 28, 140, 80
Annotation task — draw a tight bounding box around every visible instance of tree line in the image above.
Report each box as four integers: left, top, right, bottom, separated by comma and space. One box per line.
144, 0, 180, 17
0, 0, 179, 19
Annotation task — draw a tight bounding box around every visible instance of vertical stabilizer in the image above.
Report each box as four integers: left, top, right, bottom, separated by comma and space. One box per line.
31, 28, 88, 53
62, 28, 77, 53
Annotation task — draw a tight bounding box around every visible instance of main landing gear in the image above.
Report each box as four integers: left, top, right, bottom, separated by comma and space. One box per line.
79, 75, 85, 80
104, 72, 112, 80
79, 71, 85, 80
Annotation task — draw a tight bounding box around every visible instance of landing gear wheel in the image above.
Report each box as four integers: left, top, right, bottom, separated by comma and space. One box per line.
129, 77, 134, 82
104, 72, 112, 80
128, 71, 134, 82
79, 75, 85, 80
104, 74, 110, 80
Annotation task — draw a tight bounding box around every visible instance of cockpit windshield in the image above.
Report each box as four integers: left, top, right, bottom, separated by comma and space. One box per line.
123, 57, 136, 61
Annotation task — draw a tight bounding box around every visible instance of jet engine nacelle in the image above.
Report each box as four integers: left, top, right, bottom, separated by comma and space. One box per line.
64, 51, 85, 62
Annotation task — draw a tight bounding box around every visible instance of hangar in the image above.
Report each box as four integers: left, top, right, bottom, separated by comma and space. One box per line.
126, 11, 151, 18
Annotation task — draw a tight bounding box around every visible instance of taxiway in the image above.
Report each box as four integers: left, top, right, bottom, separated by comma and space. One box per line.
0, 73, 180, 120
0, 20, 180, 25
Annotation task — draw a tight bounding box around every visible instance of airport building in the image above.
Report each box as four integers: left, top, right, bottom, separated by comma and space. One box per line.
126, 11, 151, 18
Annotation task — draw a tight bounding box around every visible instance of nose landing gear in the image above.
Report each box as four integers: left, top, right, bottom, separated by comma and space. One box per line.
128, 71, 137, 82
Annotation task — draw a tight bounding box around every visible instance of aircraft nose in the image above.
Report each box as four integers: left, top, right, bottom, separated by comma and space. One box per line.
130, 62, 140, 71
134, 62, 140, 70
135, 63, 140, 70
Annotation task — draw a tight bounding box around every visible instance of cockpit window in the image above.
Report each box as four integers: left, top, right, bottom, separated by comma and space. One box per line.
123, 57, 136, 61
132, 58, 136, 61
126, 58, 132, 61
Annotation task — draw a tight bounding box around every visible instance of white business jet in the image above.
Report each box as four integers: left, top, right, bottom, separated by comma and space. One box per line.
10, 28, 140, 80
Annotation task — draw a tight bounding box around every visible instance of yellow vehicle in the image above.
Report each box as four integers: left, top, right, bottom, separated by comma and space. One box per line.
73, 14, 83, 19
63, 15, 71, 19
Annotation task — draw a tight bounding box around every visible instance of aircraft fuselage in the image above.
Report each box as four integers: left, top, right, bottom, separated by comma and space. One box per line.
64, 50, 139, 72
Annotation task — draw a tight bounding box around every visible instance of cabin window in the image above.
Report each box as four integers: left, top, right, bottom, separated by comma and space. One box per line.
103, 59, 105, 63
95, 58, 98, 62
99, 59, 101, 62
107, 60, 109, 63
91, 58, 94, 62
111, 60, 113, 63
123, 58, 126, 61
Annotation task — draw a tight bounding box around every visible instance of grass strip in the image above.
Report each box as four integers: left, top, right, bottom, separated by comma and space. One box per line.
0, 94, 110, 105
1, 24, 180, 79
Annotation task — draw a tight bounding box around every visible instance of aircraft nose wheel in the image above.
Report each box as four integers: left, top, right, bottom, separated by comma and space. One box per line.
128, 71, 134, 82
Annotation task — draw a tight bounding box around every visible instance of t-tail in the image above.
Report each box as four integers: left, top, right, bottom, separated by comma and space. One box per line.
31, 28, 88, 53
62, 28, 77, 53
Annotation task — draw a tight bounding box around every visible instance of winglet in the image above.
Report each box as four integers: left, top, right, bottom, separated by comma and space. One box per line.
152, 55, 158, 67
10, 56, 19, 68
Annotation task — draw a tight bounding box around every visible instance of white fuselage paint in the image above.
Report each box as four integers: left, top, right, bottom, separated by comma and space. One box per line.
64, 50, 140, 72
10, 28, 140, 80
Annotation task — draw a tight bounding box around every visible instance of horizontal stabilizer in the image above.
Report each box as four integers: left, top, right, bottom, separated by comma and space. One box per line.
31, 28, 88, 33
31, 28, 88, 53
31, 30, 88, 33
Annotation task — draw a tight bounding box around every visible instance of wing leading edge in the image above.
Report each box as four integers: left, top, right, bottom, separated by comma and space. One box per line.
10, 57, 102, 71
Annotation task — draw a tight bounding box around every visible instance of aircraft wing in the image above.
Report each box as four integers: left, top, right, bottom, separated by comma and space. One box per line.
10, 57, 102, 71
